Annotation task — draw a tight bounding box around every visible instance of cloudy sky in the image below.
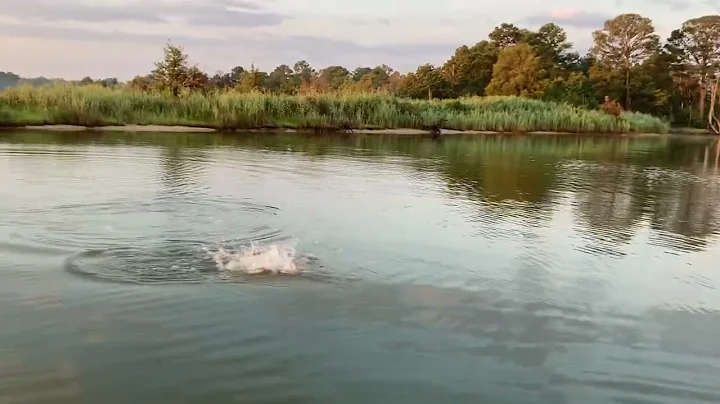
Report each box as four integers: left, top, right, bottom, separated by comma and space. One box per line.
1, 0, 718, 80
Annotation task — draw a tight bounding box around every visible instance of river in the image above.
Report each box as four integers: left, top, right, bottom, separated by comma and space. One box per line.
1, 131, 720, 404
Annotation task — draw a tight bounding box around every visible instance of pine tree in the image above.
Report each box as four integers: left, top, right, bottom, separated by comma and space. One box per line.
151, 41, 190, 96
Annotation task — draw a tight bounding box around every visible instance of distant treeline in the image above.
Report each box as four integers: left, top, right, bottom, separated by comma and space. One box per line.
3, 13, 720, 127
0, 71, 118, 90
1, 72, 57, 89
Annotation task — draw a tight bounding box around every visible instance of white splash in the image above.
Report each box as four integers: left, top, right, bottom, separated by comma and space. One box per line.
211, 240, 301, 275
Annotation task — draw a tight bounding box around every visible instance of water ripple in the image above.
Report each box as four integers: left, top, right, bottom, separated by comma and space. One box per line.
4, 133, 720, 403
62, 239, 348, 287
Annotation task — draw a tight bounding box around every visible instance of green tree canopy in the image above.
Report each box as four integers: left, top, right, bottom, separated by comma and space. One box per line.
529, 23, 577, 75
317, 66, 351, 90
398, 64, 450, 99
666, 15, 720, 121
591, 13, 660, 108
485, 43, 548, 98
265, 65, 295, 94
489, 23, 532, 49
151, 42, 192, 96
442, 41, 498, 96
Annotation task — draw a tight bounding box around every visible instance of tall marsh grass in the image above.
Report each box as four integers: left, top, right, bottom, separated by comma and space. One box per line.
0, 84, 670, 133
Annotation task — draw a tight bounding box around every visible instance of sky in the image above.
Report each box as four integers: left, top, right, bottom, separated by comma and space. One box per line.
1, 0, 719, 80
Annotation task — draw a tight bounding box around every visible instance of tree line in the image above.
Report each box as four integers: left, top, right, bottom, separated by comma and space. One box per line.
4, 13, 720, 127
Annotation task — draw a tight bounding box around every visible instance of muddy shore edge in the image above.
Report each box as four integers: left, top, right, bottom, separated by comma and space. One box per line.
3, 124, 677, 137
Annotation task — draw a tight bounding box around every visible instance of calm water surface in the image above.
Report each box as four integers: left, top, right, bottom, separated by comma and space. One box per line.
1, 131, 720, 404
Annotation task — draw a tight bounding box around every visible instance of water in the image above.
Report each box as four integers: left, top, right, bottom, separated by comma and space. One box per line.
1, 131, 720, 404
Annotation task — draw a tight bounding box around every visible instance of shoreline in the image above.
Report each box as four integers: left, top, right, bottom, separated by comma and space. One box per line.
0, 88, 672, 135
0, 124, 675, 137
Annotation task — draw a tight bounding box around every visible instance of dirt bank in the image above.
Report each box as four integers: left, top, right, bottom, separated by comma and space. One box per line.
12, 124, 668, 137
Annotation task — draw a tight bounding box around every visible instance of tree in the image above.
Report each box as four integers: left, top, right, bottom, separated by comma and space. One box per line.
356, 66, 392, 90
151, 42, 191, 96
231, 66, 245, 78
239, 64, 267, 92
588, 63, 626, 110
485, 43, 548, 98
591, 13, 660, 109
397, 64, 450, 99
574, 53, 597, 74
666, 15, 720, 122
265, 64, 295, 94
528, 23, 576, 75
589, 51, 679, 118
351, 67, 372, 82
387, 71, 403, 93
209, 71, 233, 90
626, 53, 676, 118
98, 77, 118, 88
489, 23, 531, 49
442, 40, 498, 96
208, 66, 244, 90
0, 71, 21, 90
292, 60, 317, 92
317, 66, 351, 91
185, 66, 210, 92
129, 75, 155, 92
544, 72, 597, 108
380, 64, 395, 77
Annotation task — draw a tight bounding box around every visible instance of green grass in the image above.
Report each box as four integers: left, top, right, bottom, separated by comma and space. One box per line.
0, 84, 670, 134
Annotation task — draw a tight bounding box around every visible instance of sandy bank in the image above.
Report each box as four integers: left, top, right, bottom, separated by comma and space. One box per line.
9, 124, 668, 137
16, 125, 498, 135
21, 124, 218, 133
671, 127, 712, 135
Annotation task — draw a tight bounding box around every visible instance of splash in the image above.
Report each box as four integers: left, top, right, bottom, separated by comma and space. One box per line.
211, 240, 301, 275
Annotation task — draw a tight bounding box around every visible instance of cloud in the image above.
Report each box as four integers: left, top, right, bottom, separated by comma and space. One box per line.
616, 0, 720, 11
348, 17, 393, 26
0, 21, 456, 76
615, 0, 674, 9
3, 0, 286, 27
655, 0, 691, 10
704, 0, 720, 11
525, 8, 612, 29
0, 22, 452, 55
548, 9, 584, 19
0, 23, 204, 46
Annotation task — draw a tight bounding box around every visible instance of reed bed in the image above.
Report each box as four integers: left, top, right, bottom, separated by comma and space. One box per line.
0, 84, 670, 134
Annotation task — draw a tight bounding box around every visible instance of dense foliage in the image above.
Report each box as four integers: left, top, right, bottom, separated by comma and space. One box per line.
2, 12, 719, 130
